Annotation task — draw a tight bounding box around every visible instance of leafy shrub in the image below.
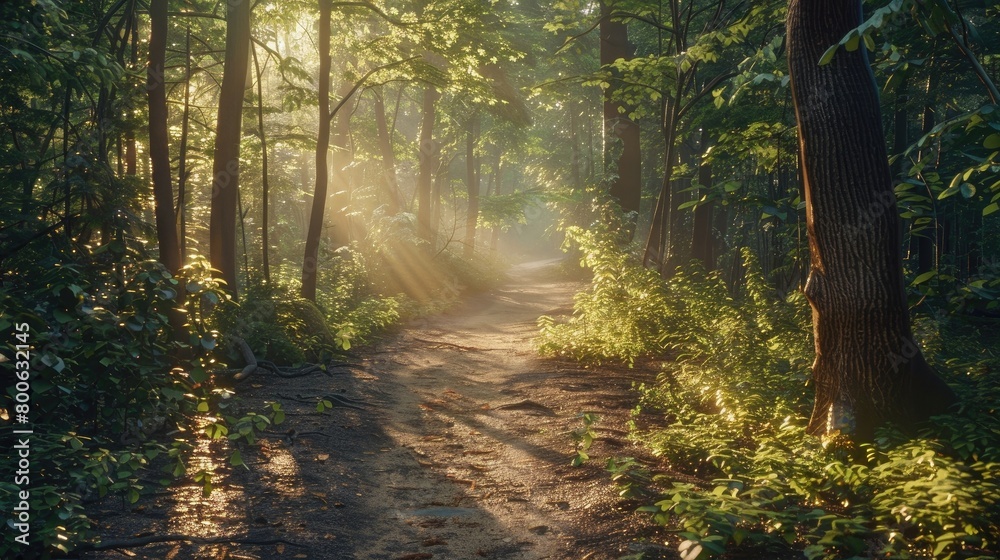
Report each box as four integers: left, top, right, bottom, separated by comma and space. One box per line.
630, 262, 1000, 560
0, 256, 224, 557
540, 228, 1000, 559
537, 221, 677, 365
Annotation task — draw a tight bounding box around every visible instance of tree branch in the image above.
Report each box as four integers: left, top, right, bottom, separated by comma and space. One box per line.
328, 57, 421, 123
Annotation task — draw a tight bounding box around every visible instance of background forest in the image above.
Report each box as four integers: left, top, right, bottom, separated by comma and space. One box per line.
1, 0, 1000, 558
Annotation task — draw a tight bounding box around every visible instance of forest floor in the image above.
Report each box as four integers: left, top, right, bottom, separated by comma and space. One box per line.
86, 258, 672, 560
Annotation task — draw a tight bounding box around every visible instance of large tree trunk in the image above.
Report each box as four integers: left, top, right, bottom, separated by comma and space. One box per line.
147, 0, 180, 274
464, 114, 480, 259
301, 0, 332, 301
600, 0, 641, 225
416, 87, 439, 243
787, 0, 955, 441
210, 0, 250, 298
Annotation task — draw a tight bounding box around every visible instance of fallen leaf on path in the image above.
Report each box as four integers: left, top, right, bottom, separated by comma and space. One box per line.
277, 544, 285, 553
316, 453, 329, 462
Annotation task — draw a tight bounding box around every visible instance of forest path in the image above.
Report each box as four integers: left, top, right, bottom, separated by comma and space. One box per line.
90, 259, 667, 560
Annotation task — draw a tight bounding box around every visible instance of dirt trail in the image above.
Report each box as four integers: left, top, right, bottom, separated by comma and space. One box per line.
89, 259, 667, 560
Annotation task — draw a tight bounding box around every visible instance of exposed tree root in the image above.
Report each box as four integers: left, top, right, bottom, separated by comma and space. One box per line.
277, 392, 367, 410
226, 335, 362, 382
87, 534, 306, 551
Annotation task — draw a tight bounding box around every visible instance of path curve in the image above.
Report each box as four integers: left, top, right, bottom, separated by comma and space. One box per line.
90, 259, 667, 560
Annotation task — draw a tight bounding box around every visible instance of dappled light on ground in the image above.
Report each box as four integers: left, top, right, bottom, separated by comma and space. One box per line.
166, 418, 253, 556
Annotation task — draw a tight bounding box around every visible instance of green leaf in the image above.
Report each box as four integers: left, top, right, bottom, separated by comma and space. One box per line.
984, 202, 999, 216
190, 367, 208, 383
912, 271, 937, 285
960, 183, 976, 198
844, 33, 861, 52
862, 33, 876, 52
230, 449, 244, 467
53, 309, 74, 323
819, 44, 839, 65
984, 134, 1000, 149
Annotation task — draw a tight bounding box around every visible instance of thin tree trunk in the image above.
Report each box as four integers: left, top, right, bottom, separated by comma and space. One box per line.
916, 72, 937, 274
210, 0, 250, 298
600, 0, 641, 224
464, 114, 480, 259
374, 88, 401, 213
328, 83, 354, 250
690, 131, 715, 268
662, 139, 694, 275
178, 26, 191, 263
570, 104, 582, 189
125, 16, 137, 178
787, 0, 955, 441
301, 0, 332, 301
252, 43, 271, 284
416, 87, 439, 243
147, 0, 180, 274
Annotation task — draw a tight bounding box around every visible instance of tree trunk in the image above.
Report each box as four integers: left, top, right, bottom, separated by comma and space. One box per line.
210, 0, 250, 298
416, 87, 439, 243
464, 114, 480, 259
690, 132, 715, 269
147, 0, 180, 274
787, 0, 955, 441
600, 0, 641, 224
328, 83, 354, 250
301, 0, 332, 301
252, 43, 271, 284
915, 72, 937, 275
374, 88, 401, 214
178, 26, 191, 263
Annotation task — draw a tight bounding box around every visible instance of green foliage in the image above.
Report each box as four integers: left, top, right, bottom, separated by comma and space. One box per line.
0, 256, 225, 557
537, 220, 676, 365
618, 257, 998, 559
571, 412, 600, 467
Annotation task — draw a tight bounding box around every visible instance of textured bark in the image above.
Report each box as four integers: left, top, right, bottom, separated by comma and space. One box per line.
210, 0, 250, 298
600, 0, 641, 222
147, 0, 180, 274
301, 0, 332, 301
416, 87, 439, 243
787, 0, 955, 440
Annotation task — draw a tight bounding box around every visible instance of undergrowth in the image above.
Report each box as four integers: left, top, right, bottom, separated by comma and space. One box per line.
540, 229, 1000, 559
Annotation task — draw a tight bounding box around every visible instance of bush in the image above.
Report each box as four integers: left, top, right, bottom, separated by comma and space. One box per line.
0, 257, 224, 557
539, 229, 1000, 559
